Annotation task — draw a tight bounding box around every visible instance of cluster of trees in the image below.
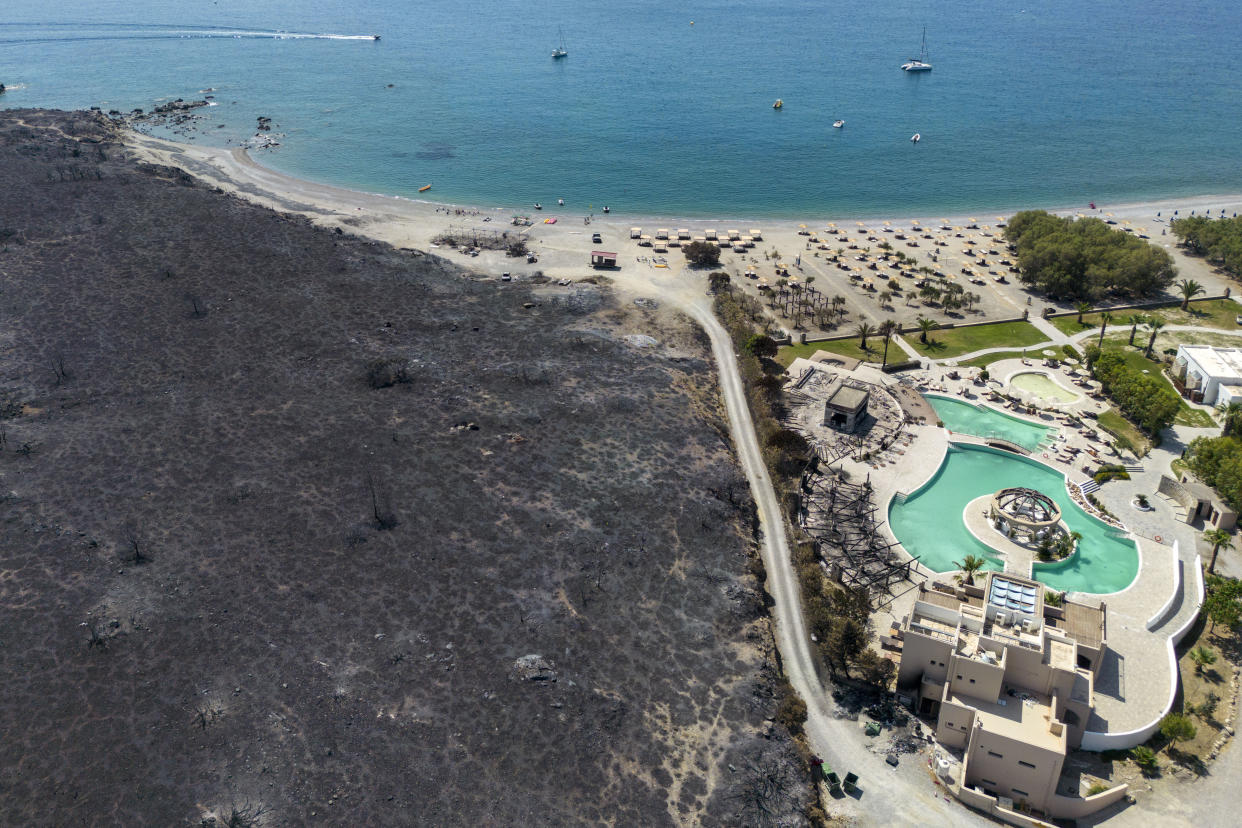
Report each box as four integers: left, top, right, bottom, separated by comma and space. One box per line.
763, 275, 852, 330
1185, 434, 1242, 510
916, 281, 981, 313
797, 542, 893, 687
683, 240, 721, 267
1089, 349, 1181, 433
1004, 210, 1176, 300
1171, 215, 1242, 276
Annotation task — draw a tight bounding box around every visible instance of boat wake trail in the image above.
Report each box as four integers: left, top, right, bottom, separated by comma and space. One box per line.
0, 22, 379, 47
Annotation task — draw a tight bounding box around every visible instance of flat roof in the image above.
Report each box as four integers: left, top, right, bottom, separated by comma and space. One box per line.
827, 384, 869, 411
590, 251, 617, 257
1182, 345, 1242, 382
949, 686, 1065, 752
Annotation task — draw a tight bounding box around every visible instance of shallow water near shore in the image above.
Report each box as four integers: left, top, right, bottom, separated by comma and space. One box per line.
4, 0, 1242, 218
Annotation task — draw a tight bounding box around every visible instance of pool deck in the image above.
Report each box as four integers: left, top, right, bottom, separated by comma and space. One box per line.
842, 366, 1205, 742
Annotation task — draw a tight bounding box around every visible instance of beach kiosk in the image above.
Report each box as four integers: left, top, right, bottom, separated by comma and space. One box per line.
591, 250, 618, 268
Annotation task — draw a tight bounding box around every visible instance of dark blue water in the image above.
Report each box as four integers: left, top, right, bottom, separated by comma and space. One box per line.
4, 0, 1241, 218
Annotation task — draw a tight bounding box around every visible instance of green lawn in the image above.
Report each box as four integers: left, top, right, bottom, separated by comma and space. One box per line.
1097, 409, 1151, 458
958, 350, 1033, 370
777, 336, 889, 367
906, 320, 1050, 359
1051, 298, 1242, 337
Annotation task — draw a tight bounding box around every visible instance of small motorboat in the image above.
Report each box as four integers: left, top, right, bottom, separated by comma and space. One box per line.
557, 198, 564, 206
534, 203, 542, 210
911, 133, 921, 143
773, 99, 783, 109
833, 120, 845, 128
603, 206, 610, 213
372, 35, 381, 41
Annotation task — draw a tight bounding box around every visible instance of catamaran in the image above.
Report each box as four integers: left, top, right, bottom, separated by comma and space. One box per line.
552, 28, 567, 59
901, 27, 932, 72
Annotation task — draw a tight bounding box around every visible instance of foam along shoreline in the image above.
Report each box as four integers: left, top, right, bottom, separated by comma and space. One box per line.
123, 128, 1242, 271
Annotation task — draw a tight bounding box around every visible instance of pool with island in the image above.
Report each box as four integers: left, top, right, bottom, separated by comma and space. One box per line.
890, 418, 1138, 595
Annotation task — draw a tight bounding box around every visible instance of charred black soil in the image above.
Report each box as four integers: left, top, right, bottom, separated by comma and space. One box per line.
0, 111, 807, 826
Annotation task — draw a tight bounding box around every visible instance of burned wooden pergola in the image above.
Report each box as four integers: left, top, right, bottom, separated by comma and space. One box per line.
437, 224, 524, 250
799, 459, 917, 605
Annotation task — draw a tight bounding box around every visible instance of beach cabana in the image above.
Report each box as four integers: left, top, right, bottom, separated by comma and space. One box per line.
677, 228, 690, 239
705, 228, 718, 240
630, 227, 642, 238
655, 228, 669, 239
727, 229, 741, 240
749, 229, 763, 240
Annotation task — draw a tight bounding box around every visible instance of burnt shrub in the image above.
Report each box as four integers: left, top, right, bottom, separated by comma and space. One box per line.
366, 358, 411, 389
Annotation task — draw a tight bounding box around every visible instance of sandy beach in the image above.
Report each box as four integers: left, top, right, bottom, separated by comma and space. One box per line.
126, 130, 1242, 331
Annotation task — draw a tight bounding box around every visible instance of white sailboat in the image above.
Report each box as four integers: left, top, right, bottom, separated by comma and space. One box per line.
901, 27, 932, 72
552, 27, 567, 59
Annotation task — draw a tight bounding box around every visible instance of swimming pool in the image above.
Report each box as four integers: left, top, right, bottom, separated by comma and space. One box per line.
889, 443, 1138, 594
926, 394, 1056, 452
1009, 371, 1082, 404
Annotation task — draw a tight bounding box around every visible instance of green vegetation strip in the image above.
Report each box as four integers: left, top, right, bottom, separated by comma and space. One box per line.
1097, 409, 1151, 458
1092, 345, 1216, 427
958, 350, 1033, 370
777, 337, 883, 367
1051, 298, 1242, 337
907, 319, 1049, 359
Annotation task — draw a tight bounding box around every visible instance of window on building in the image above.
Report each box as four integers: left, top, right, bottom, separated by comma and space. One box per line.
969, 678, 976, 683
1018, 760, 1036, 769
930, 659, 936, 665
1011, 788, 1029, 797
956, 674, 963, 680
987, 751, 1003, 759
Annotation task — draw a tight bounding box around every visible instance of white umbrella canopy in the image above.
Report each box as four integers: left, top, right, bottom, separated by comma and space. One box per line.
1042, 349, 1057, 357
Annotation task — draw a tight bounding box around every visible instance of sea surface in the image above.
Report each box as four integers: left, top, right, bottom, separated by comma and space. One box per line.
4, 0, 1242, 219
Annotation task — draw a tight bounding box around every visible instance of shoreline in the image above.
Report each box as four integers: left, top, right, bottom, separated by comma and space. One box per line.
129, 128, 1242, 237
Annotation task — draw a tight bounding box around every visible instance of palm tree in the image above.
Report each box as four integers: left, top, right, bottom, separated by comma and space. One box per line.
1176, 278, 1205, 310
1127, 314, 1146, 346
1220, 401, 1242, 437
916, 316, 939, 344
1189, 645, 1218, 676
856, 321, 875, 350
953, 554, 987, 586
878, 320, 898, 367
1075, 301, 1093, 325
1145, 318, 1166, 357
1097, 311, 1113, 350
1204, 527, 1233, 574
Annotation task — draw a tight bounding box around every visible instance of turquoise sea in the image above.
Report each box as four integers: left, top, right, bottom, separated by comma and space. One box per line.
3, 0, 1241, 218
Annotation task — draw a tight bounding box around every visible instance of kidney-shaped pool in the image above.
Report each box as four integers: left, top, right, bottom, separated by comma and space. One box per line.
889, 442, 1138, 594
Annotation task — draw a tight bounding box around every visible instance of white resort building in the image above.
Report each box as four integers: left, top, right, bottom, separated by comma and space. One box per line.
1171, 344, 1242, 406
